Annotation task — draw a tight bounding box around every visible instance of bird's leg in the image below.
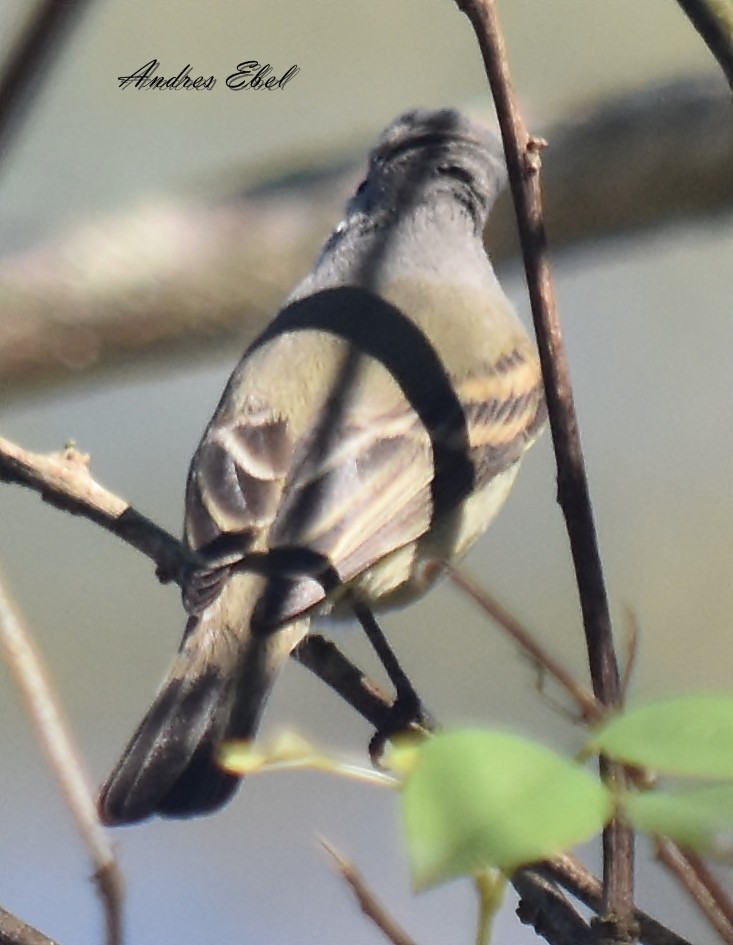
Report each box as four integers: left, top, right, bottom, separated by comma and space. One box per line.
349, 598, 435, 762
227, 546, 435, 755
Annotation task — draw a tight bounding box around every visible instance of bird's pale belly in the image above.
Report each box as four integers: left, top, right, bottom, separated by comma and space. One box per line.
326, 461, 520, 618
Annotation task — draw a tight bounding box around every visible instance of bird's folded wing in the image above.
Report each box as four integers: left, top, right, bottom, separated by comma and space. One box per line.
182, 331, 544, 626
459, 344, 546, 486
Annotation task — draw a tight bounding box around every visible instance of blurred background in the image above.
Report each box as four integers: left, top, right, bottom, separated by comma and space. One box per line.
1, 1, 731, 943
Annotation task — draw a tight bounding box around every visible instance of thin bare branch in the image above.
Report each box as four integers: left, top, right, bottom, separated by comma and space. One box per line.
656, 840, 733, 944
321, 841, 419, 945
0, 435, 194, 584
453, 0, 634, 934
676, 848, 733, 932
293, 634, 395, 730
0, 906, 61, 945
0, 567, 123, 945
445, 563, 601, 723
454, 0, 621, 736
620, 608, 640, 702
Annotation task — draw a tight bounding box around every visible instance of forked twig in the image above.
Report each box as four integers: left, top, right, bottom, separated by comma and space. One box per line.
541, 855, 692, 945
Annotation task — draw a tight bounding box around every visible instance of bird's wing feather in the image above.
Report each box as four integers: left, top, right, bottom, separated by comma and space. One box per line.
460, 344, 546, 486
183, 320, 544, 625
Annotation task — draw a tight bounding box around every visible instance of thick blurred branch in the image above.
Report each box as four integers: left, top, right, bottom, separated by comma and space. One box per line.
1, 77, 730, 401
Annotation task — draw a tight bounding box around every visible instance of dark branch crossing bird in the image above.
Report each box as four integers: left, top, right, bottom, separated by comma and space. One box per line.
98, 108, 546, 825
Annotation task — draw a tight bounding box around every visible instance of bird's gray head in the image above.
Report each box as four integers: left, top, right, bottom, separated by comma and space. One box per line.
347, 108, 507, 235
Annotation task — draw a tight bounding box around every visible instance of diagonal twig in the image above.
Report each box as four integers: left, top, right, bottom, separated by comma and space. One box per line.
444, 563, 601, 723
655, 840, 733, 944
0, 435, 193, 584
0, 568, 123, 945
321, 841, 419, 945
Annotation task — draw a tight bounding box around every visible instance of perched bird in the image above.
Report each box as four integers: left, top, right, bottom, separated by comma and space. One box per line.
99, 108, 546, 825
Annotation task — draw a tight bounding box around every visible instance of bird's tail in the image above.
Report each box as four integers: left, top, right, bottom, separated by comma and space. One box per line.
98, 575, 309, 825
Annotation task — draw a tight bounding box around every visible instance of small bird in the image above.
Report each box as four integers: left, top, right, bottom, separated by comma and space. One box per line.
99, 108, 546, 824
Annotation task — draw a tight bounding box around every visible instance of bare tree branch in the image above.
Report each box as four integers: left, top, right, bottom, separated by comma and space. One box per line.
321, 841, 419, 945
656, 840, 733, 944
0, 435, 193, 583
541, 855, 693, 945
453, 0, 634, 939
293, 634, 395, 731
444, 563, 601, 723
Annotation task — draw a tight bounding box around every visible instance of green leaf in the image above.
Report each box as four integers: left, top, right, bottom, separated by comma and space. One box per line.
402, 729, 612, 889
625, 783, 733, 856
590, 695, 733, 779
